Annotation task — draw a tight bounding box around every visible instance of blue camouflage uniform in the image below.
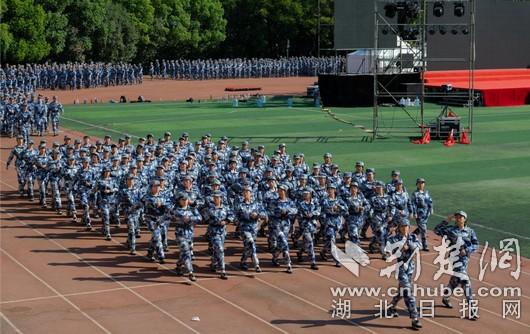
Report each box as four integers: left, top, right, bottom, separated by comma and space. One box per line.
268, 187, 297, 271
143, 187, 168, 261
6, 140, 26, 193
120, 176, 143, 254
386, 219, 421, 321
48, 99, 63, 136
434, 212, 478, 306
411, 179, 433, 250
96, 169, 118, 239
344, 185, 370, 244
21, 143, 37, 199
33, 149, 49, 207
172, 193, 202, 276
296, 194, 321, 267
62, 158, 78, 218
320, 188, 348, 266
235, 193, 267, 271
204, 194, 233, 277
47, 153, 63, 212
368, 182, 395, 257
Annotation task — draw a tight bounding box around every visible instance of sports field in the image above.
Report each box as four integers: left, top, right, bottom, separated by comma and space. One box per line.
61, 98, 530, 257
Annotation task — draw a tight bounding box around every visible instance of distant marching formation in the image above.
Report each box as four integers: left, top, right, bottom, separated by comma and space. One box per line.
148, 57, 346, 80
0, 62, 144, 92
6, 132, 479, 329
0, 56, 346, 93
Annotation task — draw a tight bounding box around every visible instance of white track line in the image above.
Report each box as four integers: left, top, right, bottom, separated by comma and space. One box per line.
253, 273, 378, 334
0, 311, 24, 334
0, 248, 111, 334
0, 282, 171, 305
0, 209, 200, 334
359, 258, 530, 329
113, 227, 374, 333
0, 188, 288, 334
0, 177, 367, 334
303, 268, 464, 334
1, 158, 529, 329
0, 198, 284, 334
104, 235, 290, 333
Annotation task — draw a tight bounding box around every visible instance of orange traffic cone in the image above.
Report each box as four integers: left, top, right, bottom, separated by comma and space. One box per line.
412, 128, 431, 144
460, 129, 471, 144
423, 128, 431, 144
443, 129, 456, 147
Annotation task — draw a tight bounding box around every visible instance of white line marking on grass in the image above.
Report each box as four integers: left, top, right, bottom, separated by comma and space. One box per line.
433, 213, 530, 241
61, 116, 140, 138
0, 311, 24, 334
0, 248, 111, 334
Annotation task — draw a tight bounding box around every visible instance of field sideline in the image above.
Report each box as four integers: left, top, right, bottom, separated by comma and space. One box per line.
60, 100, 530, 256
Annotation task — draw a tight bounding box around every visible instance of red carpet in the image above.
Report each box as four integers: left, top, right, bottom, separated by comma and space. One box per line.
424, 69, 530, 106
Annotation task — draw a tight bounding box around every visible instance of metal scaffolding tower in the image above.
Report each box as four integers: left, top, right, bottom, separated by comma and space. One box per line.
372, 0, 476, 141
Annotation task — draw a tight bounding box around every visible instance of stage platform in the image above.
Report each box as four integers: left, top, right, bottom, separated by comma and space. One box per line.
425, 69, 530, 107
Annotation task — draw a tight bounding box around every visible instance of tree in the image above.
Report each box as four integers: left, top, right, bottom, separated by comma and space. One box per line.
44, 11, 69, 58
92, 1, 139, 62
1, 0, 50, 62
117, 0, 155, 60
148, 0, 226, 60
187, 0, 226, 57
61, 0, 108, 61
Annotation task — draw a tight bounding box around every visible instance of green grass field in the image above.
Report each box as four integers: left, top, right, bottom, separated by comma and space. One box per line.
61, 98, 530, 257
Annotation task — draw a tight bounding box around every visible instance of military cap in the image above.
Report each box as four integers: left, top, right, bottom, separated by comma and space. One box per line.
392, 169, 401, 175
327, 183, 337, 189
350, 182, 359, 188
355, 161, 365, 167
398, 217, 410, 227
454, 210, 468, 219
416, 178, 425, 183
164, 131, 172, 137
343, 172, 352, 178
278, 184, 289, 191
366, 168, 375, 174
